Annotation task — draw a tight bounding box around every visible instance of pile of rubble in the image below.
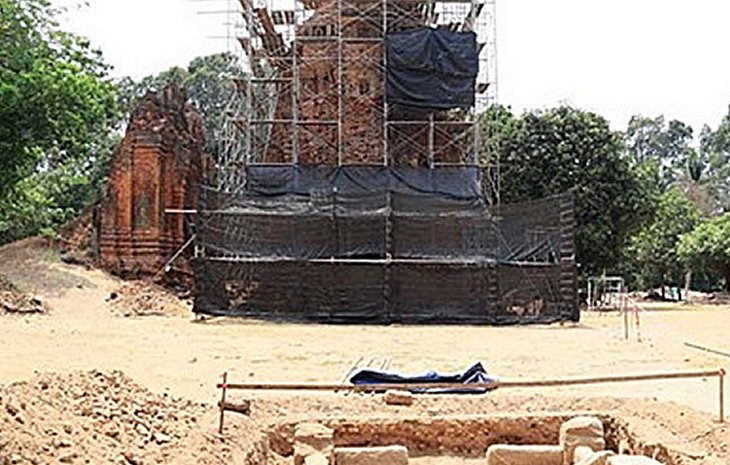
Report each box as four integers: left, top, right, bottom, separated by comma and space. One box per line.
0, 370, 210, 464
108, 280, 190, 317
0, 275, 46, 315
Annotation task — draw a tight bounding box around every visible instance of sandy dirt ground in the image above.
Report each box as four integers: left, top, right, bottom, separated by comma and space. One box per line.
2, 239, 730, 463
1, 239, 728, 415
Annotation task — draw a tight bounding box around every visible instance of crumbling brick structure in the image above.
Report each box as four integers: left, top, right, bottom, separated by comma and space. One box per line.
98, 85, 210, 276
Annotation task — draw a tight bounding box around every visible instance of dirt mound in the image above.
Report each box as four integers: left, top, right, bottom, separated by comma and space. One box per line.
0, 275, 46, 315
0, 275, 16, 292
108, 280, 190, 317
0, 370, 234, 464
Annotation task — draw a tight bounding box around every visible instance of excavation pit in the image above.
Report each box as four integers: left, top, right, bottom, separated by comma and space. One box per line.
242, 413, 673, 465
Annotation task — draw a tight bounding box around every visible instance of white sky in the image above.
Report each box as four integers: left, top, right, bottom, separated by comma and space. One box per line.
56, 0, 730, 132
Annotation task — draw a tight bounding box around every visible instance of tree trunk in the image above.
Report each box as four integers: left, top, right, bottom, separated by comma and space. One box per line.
676, 273, 682, 301
684, 270, 692, 303
661, 271, 666, 300
724, 266, 730, 293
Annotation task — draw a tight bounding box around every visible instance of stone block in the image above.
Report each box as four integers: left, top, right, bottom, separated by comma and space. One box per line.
295, 423, 334, 447
334, 445, 408, 465
384, 390, 414, 406
560, 417, 606, 465
485, 445, 563, 465
575, 451, 615, 465
305, 453, 330, 465
607, 456, 663, 465
294, 423, 334, 465
574, 446, 596, 463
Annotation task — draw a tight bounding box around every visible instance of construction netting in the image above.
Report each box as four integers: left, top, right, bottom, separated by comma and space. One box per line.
193, 165, 578, 324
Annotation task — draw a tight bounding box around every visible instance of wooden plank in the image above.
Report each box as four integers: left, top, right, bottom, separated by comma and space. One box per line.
217, 369, 723, 392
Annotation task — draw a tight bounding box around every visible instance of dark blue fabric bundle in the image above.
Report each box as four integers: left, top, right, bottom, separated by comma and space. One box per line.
349, 361, 497, 393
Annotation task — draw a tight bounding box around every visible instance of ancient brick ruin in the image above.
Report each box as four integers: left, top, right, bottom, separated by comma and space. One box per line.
98, 85, 210, 276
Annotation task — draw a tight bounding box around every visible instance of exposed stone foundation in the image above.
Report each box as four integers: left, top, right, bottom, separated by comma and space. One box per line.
239, 413, 677, 465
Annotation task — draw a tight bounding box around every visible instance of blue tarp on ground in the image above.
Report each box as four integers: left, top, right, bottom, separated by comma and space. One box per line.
386, 27, 478, 110
349, 361, 497, 393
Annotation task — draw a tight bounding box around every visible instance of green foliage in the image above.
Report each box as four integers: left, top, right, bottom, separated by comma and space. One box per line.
117, 53, 239, 151
627, 188, 701, 290
678, 214, 730, 291
698, 109, 730, 212
482, 106, 657, 275
625, 116, 694, 182
0, 0, 119, 244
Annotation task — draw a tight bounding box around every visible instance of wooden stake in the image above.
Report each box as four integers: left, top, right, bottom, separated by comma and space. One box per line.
720, 368, 725, 423
633, 304, 641, 342
218, 371, 228, 434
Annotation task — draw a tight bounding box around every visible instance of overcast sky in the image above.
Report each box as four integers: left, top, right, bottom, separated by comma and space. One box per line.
56, 0, 730, 132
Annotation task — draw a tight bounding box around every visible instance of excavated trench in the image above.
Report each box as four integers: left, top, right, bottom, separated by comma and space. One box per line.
242, 413, 672, 465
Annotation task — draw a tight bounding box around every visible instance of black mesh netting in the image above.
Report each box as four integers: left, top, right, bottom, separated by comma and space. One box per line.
193, 165, 578, 324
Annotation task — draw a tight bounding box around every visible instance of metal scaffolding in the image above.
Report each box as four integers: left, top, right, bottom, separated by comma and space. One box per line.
187, 0, 581, 325
215, 0, 498, 200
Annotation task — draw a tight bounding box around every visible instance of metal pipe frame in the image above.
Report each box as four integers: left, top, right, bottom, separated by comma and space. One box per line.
217, 0, 498, 188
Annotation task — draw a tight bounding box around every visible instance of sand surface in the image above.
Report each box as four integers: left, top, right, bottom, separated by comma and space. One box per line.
1, 239, 728, 415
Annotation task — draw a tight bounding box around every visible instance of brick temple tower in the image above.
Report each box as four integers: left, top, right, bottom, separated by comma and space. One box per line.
191, 0, 578, 324
98, 85, 210, 276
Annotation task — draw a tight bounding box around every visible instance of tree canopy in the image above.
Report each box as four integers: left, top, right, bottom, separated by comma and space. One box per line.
482, 105, 657, 275
627, 188, 701, 291
678, 214, 730, 292
625, 115, 694, 188
0, 0, 119, 244
698, 108, 730, 212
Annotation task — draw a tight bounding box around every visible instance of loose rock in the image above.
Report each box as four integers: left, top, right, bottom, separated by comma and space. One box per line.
383, 390, 413, 406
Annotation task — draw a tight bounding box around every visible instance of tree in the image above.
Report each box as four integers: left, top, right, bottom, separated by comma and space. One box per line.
627, 188, 701, 296
0, 0, 119, 244
698, 110, 730, 212
672, 148, 715, 215
484, 106, 657, 276
625, 115, 695, 188
678, 214, 730, 292
626, 116, 694, 164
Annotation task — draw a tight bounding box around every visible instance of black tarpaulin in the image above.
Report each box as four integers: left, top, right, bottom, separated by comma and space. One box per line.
193, 166, 579, 324
386, 27, 478, 109
244, 165, 482, 200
